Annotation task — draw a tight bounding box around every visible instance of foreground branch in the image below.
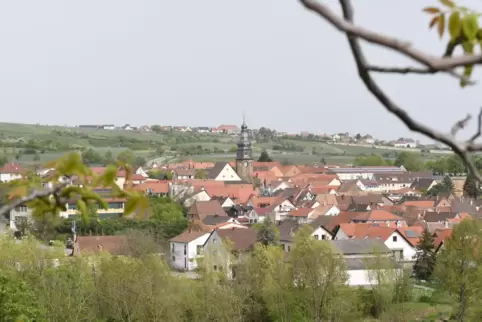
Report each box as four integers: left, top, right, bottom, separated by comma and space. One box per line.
298, 0, 482, 182
0, 181, 70, 218
299, 0, 482, 71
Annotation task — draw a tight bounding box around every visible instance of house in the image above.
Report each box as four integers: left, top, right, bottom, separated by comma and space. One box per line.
171, 169, 195, 180
208, 162, 242, 182
330, 239, 401, 286
279, 216, 334, 252
393, 138, 417, 148
410, 178, 437, 192
134, 181, 169, 197
187, 200, 227, 221
134, 166, 149, 178
121, 124, 135, 131
195, 127, 211, 133
326, 166, 406, 180
8, 205, 32, 231
60, 197, 127, 219
203, 227, 258, 278
350, 209, 407, 228
361, 135, 375, 144
210, 196, 235, 208
334, 224, 416, 262
217, 124, 240, 134
169, 220, 247, 271
0, 162, 24, 182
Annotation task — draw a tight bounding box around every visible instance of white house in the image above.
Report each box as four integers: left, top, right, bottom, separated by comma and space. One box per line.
328, 166, 406, 181
207, 162, 242, 182
330, 239, 402, 287
135, 166, 149, 178
0, 162, 24, 182
334, 225, 416, 263
279, 217, 334, 252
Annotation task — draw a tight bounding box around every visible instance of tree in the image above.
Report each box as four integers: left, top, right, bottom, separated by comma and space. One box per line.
353, 155, 387, 166
133, 156, 146, 167
195, 169, 207, 179
413, 228, 436, 281
355, 133, 361, 140
81, 148, 103, 165
0, 155, 7, 168
442, 175, 454, 194
148, 197, 188, 238
258, 150, 273, 162
255, 217, 279, 246
297, 0, 482, 183
435, 219, 482, 322
104, 150, 115, 164
117, 149, 134, 165
463, 174, 479, 198
151, 125, 162, 133
320, 156, 326, 165
394, 152, 424, 171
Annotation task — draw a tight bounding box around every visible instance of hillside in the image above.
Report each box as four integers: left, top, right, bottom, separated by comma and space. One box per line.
0, 122, 445, 166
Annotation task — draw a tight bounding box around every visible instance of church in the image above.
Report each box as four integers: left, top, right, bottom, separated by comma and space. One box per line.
207, 119, 253, 183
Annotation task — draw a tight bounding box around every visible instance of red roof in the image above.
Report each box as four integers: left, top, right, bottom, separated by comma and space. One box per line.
134, 181, 169, 194
288, 208, 313, 217
352, 209, 404, 222
0, 162, 24, 174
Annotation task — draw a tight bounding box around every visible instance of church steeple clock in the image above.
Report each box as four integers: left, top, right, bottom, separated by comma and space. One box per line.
235, 116, 253, 182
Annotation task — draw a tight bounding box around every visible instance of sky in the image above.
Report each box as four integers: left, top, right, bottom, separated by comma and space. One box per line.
0, 0, 482, 142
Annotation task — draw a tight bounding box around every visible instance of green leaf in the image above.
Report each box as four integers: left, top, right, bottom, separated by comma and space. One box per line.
124, 196, 140, 216
438, 14, 446, 37
462, 14, 479, 40
461, 65, 474, 87
448, 12, 462, 39
102, 164, 118, 186
440, 0, 455, 8
462, 41, 474, 53
76, 199, 88, 219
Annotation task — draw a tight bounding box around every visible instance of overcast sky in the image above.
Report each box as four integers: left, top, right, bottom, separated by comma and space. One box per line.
0, 0, 481, 142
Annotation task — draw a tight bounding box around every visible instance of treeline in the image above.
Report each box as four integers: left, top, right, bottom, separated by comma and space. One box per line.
2, 219, 481, 321
354, 151, 479, 174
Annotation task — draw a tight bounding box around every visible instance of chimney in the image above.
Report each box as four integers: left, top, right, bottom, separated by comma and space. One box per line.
470, 199, 473, 206
386, 221, 390, 227
444, 220, 449, 229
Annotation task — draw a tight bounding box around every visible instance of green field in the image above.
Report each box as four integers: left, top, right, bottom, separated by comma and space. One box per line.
0, 122, 448, 166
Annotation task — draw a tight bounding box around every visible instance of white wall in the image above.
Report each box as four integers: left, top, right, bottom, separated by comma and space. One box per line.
385, 232, 416, 262
170, 233, 210, 271
0, 173, 21, 182
214, 164, 241, 181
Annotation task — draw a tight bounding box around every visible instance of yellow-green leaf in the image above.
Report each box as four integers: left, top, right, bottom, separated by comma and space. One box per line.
462, 41, 474, 53
102, 165, 118, 186
8, 185, 28, 200
462, 14, 479, 40
438, 14, 446, 37
124, 197, 140, 216
461, 65, 474, 87
429, 15, 440, 29
76, 199, 88, 218
440, 0, 455, 8
423, 7, 440, 14
448, 12, 462, 39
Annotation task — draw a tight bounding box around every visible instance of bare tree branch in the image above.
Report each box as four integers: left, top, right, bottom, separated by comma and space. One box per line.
469, 108, 482, 142
451, 114, 472, 137
0, 181, 70, 218
299, 0, 482, 71
297, 0, 482, 182
367, 65, 475, 85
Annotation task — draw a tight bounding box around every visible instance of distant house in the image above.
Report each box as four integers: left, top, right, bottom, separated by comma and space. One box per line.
171, 168, 195, 180
74, 235, 130, 256
195, 127, 211, 133
122, 124, 136, 131
217, 125, 239, 134
0, 162, 24, 182
393, 138, 417, 148
361, 135, 375, 144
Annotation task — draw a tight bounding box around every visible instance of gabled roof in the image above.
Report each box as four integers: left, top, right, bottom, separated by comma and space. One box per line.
75, 235, 129, 256
207, 162, 230, 179
0, 162, 24, 174
188, 200, 227, 220
352, 209, 403, 222
215, 228, 258, 251
287, 207, 314, 217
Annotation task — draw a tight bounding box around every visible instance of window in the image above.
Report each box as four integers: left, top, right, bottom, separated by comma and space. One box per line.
184, 244, 187, 255
213, 238, 217, 244
287, 245, 291, 252
213, 265, 218, 271
313, 234, 319, 240
281, 244, 285, 250
196, 245, 203, 255
322, 235, 326, 240
172, 256, 176, 262
392, 235, 398, 242
171, 244, 175, 252
184, 258, 187, 268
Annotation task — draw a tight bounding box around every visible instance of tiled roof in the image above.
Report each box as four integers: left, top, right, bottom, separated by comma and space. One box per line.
75, 235, 129, 256
216, 228, 258, 251
330, 239, 390, 255
287, 208, 313, 217
0, 162, 24, 174
352, 209, 403, 222
133, 181, 169, 194
188, 200, 227, 220
170, 230, 209, 243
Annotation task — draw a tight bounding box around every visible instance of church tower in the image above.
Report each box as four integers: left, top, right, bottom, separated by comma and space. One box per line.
235, 117, 253, 182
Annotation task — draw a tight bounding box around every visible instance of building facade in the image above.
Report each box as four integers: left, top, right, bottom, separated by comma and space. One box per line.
235, 119, 253, 182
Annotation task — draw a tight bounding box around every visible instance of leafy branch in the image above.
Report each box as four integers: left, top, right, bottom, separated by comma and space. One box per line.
298, 0, 482, 182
